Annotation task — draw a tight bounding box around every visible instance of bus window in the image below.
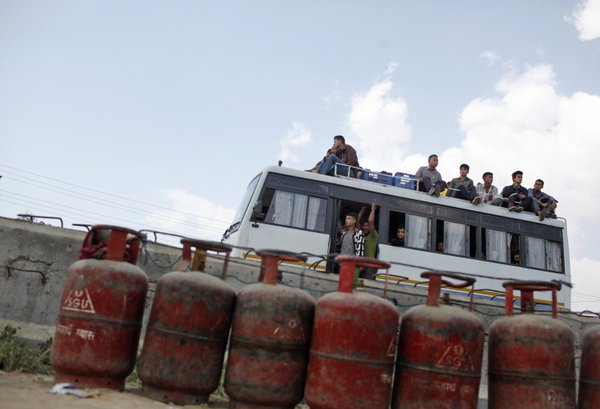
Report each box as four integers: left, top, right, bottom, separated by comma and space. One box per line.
546, 240, 563, 272
405, 214, 431, 250
443, 221, 469, 256
307, 197, 327, 231
510, 235, 521, 265
389, 211, 406, 244
525, 237, 563, 272
525, 237, 545, 269
469, 226, 477, 258
233, 174, 260, 224
435, 220, 476, 257
484, 229, 510, 263
262, 189, 327, 232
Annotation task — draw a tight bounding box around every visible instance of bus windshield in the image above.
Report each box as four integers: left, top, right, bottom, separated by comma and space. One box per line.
226, 173, 260, 234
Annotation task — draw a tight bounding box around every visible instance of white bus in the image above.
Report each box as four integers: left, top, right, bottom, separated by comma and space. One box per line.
222, 165, 571, 309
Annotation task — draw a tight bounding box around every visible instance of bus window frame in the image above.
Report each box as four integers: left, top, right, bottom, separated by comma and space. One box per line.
256, 171, 566, 274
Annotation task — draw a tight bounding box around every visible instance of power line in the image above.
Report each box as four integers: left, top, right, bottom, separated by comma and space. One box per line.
0, 187, 225, 233
0, 165, 238, 241
0, 189, 225, 234
0, 164, 233, 226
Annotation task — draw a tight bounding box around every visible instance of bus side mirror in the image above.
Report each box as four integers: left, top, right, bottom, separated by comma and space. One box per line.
252, 201, 263, 220
251, 201, 263, 228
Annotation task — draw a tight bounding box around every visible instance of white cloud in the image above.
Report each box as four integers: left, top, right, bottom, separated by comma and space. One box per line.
571, 257, 600, 312
480, 50, 501, 67
323, 79, 342, 108
535, 46, 545, 58
455, 64, 600, 230
569, 0, 600, 41
144, 189, 235, 242
278, 122, 313, 165
448, 63, 600, 311
345, 68, 412, 172
384, 62, 399, 76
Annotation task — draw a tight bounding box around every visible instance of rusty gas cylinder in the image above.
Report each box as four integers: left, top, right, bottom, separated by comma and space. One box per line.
51, 225, 148, 390
137, 239, 235, 405
488, 281, 576, 409
392, 272, 484, 409
579, 324, 600, 408
304, 256, 398, 409
225, 249, 315, 409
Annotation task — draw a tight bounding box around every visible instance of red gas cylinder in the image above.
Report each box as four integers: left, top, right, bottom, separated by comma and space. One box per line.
579, 325, 600, 409
137, 239, 235, 405
51, 225, 148, 390
225, 249, 315, 409
304, 256, 398, 409
488, 281, 576, 409
392, 272, 485, 409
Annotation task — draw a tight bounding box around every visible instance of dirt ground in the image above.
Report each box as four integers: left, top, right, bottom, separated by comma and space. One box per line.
0, 371, 227, 409
0, 371, 312, 409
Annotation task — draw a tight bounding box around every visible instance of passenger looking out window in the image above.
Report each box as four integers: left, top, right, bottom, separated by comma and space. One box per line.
390, 226, 405, 247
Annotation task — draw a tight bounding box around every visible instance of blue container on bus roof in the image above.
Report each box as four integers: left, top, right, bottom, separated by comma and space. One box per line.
361, 170, 393, 185
393, 172, 417, 190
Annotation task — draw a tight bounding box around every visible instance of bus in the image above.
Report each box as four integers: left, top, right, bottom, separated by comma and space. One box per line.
222, 165, 571, 309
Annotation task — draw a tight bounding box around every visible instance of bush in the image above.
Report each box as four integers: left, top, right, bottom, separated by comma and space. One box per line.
0, 325, 53, 375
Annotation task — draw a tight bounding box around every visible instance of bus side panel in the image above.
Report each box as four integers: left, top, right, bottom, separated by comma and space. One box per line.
378, 245, 569, 308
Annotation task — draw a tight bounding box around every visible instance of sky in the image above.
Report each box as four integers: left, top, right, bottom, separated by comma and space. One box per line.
1, 0, 600, 311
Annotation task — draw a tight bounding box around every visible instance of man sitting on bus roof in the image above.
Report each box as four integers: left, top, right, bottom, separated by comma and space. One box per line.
474, 171, 501, 205
415, 154, 447, 197
496, 170, 534, 213
446, 163, 477, 202
528, 179, 558, 221
317, 135, 360, 176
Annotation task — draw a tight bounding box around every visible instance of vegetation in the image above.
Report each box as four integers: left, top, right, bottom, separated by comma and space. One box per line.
0, 325, 53, 375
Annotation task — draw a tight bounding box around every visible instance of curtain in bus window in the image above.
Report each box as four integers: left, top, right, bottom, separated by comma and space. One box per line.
307, 197, 326, 231
486, 230, 509, 263
444, 222, 467, 256
267, 190, 294, 226
406, 214, 430, 250
545, 241, 562, 272
291, 194, 308, 228
525, 237, 545, 269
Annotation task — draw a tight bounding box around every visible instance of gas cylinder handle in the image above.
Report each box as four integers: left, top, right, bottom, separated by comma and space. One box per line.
80, 225, 143, 264
502, 280, 562, 291
335, 255, 391, 270
502, 280, 560, 318
421, 271, 476, 288
178, 238, 233, 279
255, 249, 308, 284
334, 256, 391, 293
421, 271, 476, 307
256, 249, 308, 263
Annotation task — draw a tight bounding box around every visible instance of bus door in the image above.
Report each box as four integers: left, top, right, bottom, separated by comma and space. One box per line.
326, 196, 382, 273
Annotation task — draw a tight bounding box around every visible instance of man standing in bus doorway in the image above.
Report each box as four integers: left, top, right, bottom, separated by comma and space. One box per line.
317, 135, 360, 176
358, 201, 379, 280
337, 211, 364, 286
415, 154, 447, 197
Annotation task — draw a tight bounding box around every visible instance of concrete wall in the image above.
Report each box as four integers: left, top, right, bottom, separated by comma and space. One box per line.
2, 215, 599, 342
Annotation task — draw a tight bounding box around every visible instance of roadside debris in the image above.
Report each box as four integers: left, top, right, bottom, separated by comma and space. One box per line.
50, 383, 95, 398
